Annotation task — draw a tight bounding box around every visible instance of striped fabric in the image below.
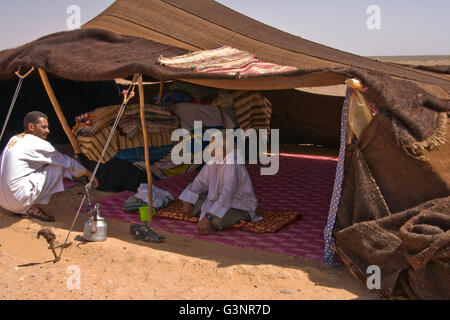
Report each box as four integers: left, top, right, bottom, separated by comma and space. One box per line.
73, 104, 176, 137
158, 46, 297, 77
74, 103, 179, 163
77, 125, 175, 163
231, 90, 272, 131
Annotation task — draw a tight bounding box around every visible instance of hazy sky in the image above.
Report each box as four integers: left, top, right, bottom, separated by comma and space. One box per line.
0, 0, 449, 56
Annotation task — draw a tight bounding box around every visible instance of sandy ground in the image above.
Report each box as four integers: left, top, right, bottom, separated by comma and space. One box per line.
0, 182, 379, 300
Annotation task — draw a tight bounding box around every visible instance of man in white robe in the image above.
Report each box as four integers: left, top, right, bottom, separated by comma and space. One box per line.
0, 111, 98, 221
179, 135, 261, 235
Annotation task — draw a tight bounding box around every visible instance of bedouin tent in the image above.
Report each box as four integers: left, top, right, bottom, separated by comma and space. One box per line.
0, 0, 449, 299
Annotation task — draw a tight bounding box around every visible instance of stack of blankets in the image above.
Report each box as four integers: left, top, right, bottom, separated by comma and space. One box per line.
162, 81, 272, 132
230, 90, 272, 132
72, 81, 273, 180
72, 104, 179, 163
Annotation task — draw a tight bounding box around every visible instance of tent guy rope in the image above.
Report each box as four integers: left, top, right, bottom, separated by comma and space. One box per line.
0, 66, 35, 144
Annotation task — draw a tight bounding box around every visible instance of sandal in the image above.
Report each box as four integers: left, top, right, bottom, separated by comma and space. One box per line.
22, 206, 55, 222
130, 223, 165, 243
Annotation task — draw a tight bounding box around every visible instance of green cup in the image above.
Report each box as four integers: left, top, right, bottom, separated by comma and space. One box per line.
139, 206, 156, 222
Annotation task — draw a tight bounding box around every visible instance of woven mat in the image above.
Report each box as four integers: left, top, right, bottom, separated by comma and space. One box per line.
126, 199, 301, 233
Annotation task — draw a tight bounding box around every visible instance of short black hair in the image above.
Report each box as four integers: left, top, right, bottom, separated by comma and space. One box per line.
23, 111, 48, 130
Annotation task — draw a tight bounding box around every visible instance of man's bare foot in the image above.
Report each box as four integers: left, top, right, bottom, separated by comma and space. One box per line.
182, 201, 193, 221
197, 217, 211, 235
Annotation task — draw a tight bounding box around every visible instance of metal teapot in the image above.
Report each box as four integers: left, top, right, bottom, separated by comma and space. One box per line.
83, 203, 107, 242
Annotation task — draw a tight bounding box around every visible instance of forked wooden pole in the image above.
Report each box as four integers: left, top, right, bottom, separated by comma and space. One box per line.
138, 75, 153, 225
38, 68, 81, 154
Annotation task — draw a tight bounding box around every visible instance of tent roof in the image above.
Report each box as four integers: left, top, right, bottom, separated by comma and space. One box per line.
0, 0, 448, 92
82, 0, 449, 89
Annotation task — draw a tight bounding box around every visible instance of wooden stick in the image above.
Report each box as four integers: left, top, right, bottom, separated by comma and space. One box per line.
157, 80, 164, 103
15, 66, 35, 79
38, 68, 81, 154
138, 75, 153, 226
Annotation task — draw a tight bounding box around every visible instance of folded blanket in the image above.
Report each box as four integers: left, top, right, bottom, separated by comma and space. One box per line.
73, 104, 177, 137
134, 183, 174, 210
230, 91, 272, 132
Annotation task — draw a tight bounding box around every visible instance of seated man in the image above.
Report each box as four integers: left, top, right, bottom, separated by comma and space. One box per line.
0, 111, 98, 221
179, 135, 261, 235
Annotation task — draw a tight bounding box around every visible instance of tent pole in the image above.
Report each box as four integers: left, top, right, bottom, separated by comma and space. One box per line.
38, 68, 81, 154
138, 74, 153, 226
157, 80, 164, 103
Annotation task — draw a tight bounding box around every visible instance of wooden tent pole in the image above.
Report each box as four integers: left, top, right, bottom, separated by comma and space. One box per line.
138, 75, 153, 226
38, 68, 81, 154
157, 80, 164, 103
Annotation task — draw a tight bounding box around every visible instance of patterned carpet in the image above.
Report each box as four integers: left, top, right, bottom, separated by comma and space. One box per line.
77, 153, 337, 261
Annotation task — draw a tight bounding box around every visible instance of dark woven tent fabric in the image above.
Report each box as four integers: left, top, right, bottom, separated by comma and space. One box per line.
0, 0, 449, 300
335, 195, 450, 300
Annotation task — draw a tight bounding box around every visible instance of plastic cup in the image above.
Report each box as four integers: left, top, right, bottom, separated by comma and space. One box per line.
139, 206, 156, 222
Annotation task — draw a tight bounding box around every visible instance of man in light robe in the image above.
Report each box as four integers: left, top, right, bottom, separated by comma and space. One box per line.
179, 134, 261, 235
0, 111, 98, 221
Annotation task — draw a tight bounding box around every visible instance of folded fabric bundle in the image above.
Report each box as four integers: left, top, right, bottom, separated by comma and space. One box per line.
77, 126, 175, 163
74, 102, 180, 163
169, 81, 218, 101
123, 195, 148, 212
73, 104, 177, 137
73, 104, 121, 137
114, 145, 173, 164
118, 117, 180, 138
170, 102, 237, 131
134, 183, 174, 210
230, 91, 272, 131
157, 90, 193, 104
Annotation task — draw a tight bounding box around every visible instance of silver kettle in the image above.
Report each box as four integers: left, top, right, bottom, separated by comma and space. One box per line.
83, 203, 107, 242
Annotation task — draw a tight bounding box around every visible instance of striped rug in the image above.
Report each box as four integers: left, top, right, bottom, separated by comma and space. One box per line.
158, 46, 298, 77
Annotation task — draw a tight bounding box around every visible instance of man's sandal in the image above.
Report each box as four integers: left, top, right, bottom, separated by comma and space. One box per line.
130, 223, 165, 243
22, 207, 55, 222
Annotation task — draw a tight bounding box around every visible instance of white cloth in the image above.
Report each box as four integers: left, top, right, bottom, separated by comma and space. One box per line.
169, 102, 237, 131
0, 133, 86, 213
135, 183, 174, 209
179, 151, 261, 222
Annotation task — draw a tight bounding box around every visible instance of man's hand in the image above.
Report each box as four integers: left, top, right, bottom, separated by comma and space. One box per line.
84, 170, 99, 189
197, 213, 215, 235
182, 201, 193, 220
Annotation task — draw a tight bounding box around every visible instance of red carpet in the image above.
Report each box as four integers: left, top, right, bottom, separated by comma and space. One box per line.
77, 153, 337, 261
